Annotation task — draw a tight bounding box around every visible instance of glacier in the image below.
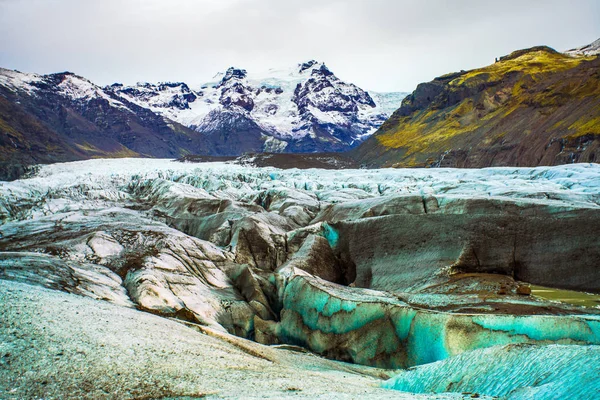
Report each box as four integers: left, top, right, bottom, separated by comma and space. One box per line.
1, 158, 600, 398
383, 344, 600, 399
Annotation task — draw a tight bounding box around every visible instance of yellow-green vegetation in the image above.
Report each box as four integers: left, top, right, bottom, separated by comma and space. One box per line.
374, 46, 600, 164
377, 92, 514, 155
531, 285, 600, 308
76, 142, 139, 158
567, 116, 600, 139
378, 102, 479, 154
449, 50, 590, 87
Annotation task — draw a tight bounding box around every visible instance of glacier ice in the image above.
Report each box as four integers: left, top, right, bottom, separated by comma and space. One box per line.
277, 275, 600, 368
383, 344, 600, 399
1, 158, 600, 398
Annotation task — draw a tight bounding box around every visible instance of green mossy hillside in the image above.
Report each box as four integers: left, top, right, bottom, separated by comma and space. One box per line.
355, 46, 600, 168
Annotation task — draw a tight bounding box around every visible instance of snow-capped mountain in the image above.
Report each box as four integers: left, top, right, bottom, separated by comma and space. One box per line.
565, 38, 600, 56
0, 67, 213, 179
107, 61, 408, 153
0, 63, 406, 178
0, 68, 130, 111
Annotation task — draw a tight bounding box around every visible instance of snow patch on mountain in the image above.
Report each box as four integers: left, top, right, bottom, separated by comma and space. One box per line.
56, 73, 131, 111
0, 68, 131, 111
565, 38, 600, 56
108, 61, 408, 145
0, 68, 43, 94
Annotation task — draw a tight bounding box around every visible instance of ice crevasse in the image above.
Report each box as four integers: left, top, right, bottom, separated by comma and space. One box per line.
275, 275, 600, 369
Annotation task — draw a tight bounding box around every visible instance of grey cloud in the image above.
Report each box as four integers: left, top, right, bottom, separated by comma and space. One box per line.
1, 0, 599, 91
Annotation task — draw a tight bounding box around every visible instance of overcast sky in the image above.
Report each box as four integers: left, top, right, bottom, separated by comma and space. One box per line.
1, 0, 599, 92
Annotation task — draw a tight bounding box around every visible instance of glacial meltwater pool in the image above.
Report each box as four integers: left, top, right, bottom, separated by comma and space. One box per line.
531, 285, 600, 308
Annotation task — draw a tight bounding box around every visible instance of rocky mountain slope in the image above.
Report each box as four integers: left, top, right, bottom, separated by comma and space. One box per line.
354, 40, 600, 168
0, 63, 406, 179
0, 68, 210, 179
107, 61, 406, 153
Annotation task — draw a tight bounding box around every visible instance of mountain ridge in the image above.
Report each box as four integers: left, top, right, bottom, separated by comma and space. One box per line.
0, 68, 225, 180
353, 41, 600, 168
106, 61, 407, 152
0, 62, 407, 179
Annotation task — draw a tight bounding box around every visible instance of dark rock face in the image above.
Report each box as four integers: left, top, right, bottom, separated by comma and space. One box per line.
315, 195, 600, 293
216, 70, 255, 112
219, 82, 255, 111
221, 67, 248, 83
0, 86, 85, 180
189, 109, 265, 155
113, 81, 198, 110
299, 60, 319, 73
354, 46, 600, 168
278, 235, 348, 285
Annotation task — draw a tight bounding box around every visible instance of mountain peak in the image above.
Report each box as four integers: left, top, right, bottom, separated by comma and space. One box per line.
221, 67, 248, 83
499, 46, 558, 62
298, 60, 322, 73
311, 63, 333, 77
565, 37, 600, 57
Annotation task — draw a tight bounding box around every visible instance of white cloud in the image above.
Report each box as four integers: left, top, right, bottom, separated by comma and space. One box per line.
0, 0, 599, 92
